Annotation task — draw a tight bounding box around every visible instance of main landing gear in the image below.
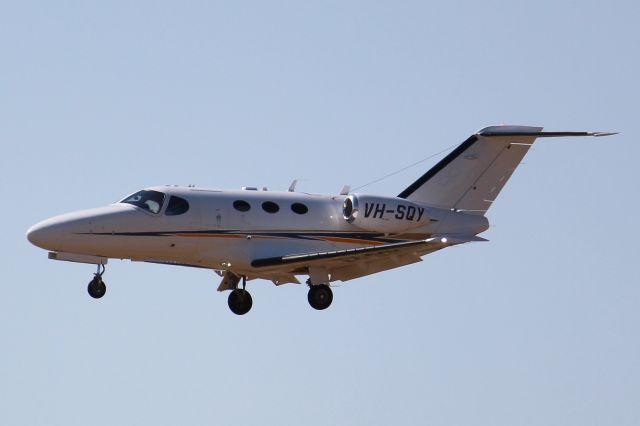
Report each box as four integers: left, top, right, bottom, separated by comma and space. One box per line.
228, 275, 252, 315
224, 276, 334, 314
87, 264, 107, 299
307, 284, 333, 310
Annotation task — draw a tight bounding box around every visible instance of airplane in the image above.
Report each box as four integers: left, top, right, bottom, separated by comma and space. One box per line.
26, 125, 615, 315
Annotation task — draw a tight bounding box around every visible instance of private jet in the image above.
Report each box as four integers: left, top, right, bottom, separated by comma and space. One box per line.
26, 125, 614, 314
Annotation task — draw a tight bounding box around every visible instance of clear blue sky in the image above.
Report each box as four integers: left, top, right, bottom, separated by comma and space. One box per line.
2, 1, 639, 425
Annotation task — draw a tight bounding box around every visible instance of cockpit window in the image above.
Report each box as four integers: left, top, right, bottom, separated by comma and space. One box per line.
120, 190, 165, 214
165, 195, 190, 216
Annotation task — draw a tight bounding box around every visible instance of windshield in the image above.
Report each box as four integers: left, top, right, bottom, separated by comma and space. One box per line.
120, 190, 165, 214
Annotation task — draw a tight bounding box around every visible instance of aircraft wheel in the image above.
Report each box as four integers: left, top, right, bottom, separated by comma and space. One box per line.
307, 284, 333, 310
87, 277, 106, 299
228, 289, 253, 315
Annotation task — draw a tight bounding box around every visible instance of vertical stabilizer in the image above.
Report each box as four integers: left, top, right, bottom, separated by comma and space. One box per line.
398, 126, 613, 214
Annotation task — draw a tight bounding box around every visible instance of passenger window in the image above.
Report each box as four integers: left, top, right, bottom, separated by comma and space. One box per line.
165, 196, 190, 216
233, 200, 251, 212
291, 203, 308, 214
262, 201, 279, 213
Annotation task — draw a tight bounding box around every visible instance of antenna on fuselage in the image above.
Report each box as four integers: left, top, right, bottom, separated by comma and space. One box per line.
288, 179, 298, 192
339, 185, 351, 195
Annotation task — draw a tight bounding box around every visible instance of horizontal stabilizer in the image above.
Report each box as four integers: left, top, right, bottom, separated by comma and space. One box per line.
478, 128, 617, 138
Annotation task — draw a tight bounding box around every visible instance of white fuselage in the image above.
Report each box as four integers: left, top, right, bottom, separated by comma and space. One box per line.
27, 186, 489, 280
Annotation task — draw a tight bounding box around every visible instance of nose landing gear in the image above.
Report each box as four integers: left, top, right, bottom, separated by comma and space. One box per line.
87, 264, 107, 299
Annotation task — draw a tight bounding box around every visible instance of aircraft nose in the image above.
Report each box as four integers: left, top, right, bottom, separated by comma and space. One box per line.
27, 205, 132, 253
26, 219, 64, 250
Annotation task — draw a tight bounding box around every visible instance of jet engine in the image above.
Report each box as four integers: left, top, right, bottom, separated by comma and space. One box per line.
342, 194, 430, 234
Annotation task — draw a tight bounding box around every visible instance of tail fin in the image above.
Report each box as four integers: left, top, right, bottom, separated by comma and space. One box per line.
398, 125, 615, 214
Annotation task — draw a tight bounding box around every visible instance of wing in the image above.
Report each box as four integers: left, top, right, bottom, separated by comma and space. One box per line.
251, 235, 486, 283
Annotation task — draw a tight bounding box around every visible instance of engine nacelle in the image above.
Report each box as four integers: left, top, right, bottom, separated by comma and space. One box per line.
342, 194, 430, 234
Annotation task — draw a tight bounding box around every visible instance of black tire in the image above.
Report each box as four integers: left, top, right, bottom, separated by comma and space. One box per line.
228, 289, 253, 315
307, 285, 333, 310
87, 277, 107, 299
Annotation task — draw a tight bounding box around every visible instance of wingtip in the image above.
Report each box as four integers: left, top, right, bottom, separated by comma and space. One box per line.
591, 131, 619, 137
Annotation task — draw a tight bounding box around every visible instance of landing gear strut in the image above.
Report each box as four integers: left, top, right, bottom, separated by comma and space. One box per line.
87, 264, 107, 299
307, 284, 333, 310
228, 275, 252, 315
